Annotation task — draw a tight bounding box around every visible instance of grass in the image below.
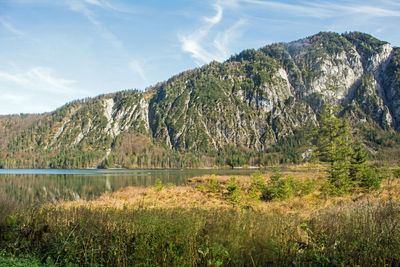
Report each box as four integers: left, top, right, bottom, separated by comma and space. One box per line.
1, 170, 400, 266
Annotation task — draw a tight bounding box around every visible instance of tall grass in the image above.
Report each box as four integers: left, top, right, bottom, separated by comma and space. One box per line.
1, 200, 400, 266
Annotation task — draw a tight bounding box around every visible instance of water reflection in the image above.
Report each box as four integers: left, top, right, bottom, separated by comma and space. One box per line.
0, 169, 262, 205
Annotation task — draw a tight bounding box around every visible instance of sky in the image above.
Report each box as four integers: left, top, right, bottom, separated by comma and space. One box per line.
0, 0, 400, 115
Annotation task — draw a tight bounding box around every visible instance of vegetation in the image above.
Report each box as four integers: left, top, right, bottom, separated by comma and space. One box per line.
312, 107, 382, 195
1, 30, 400, 266
225, 177, 242, 204
1, 169, 400, 266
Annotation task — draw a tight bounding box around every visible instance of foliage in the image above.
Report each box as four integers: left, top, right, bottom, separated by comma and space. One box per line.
313, 107, 353, 192
349, 143, 381, 191
153, 178, 164, 192
247, 171, 266, 200
266, 128, 311, 164
261, 170, 301, 200
225, 177, 242, 204
0, 252, 46, 267
224, 146, 249, 168
207, 175, 223, 193
312, 107, 381, 194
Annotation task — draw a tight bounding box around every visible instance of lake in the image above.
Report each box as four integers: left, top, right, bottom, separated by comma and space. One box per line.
0, 168, 264, 205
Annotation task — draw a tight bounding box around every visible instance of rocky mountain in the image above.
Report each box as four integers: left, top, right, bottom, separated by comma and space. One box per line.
1, 31, 400, 169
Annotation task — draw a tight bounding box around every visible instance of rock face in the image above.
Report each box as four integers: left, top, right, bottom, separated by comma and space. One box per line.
1, 32, 400, 168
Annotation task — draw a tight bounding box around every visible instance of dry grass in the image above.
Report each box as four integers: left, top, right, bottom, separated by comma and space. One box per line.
3, 170, 400, 266
187, 171, 324, 187
59, 186, 231, 210
56, 171, 400, 222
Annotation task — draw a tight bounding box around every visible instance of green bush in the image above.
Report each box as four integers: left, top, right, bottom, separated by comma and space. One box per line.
393, 168, 400, 178
359, 168, 381, 191
301, 178, 318, 195
0, 252, 46, 267
226, 177, 242, 204
207, 175, 223, 193
247, 172, 266, 200
153, 178, 164, 191
262, 172, 302, 201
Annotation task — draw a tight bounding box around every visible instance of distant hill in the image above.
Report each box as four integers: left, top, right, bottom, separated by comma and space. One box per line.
1, 32, 400, 169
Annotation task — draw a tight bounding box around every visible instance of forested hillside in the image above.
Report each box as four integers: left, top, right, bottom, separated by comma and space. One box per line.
1, 32, 400, 169
0, 114, 46, 149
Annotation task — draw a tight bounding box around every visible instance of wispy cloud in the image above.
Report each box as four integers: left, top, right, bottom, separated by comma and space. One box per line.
28, 67, 78, 93
179, 0, 245, 65
2, 94, 29, 104
84, 0, 105, 7
242, 0, 332, 18
129, 60, 149, 87
0, 17, 25, 37
84, 0, 128, 13
0, 71, 30, 86
66, 0, 123, 50
0, 67, 82, 95
204, 3, 223, 24
306, 1, 400, 17
241, 0, 400, 18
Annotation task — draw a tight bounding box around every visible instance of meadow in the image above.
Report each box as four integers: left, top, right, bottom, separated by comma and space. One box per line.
1, 168, 400, 266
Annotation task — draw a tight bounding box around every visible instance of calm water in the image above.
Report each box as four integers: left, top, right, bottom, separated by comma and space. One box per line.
0, 169, 263, 205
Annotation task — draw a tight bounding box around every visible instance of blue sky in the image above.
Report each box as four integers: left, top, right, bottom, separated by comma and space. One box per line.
0, 0, 399, 115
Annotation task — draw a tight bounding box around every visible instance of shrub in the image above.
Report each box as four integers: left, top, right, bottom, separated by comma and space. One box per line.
226, 177, 242, 204
153, 178, 164, 191
197, 183, 207, 191
393, 168, 400, 178
207, 175, 223, 193
301, 178, 318, 195
247, 172, 266, 200
262, 172, 301, 200
359, 168, 381, 191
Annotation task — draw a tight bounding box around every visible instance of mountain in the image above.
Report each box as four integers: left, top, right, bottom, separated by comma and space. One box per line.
1, 31, 400, 169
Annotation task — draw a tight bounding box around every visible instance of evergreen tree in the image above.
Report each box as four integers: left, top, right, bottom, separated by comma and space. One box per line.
349, 143, 368, 182
350, 143, 381, 190
313, 106, 354, 194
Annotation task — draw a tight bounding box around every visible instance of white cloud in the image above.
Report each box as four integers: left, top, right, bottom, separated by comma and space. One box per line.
179, 1, 245, 65
27, 67, 78, 93
241, 0, 333, 18
179, 0, 400, 65
129, 60, 149, 87
66, 0, 123, 49
306, 1, 400, 17
0, 18, 25, 37
0, 66, 87, 114
0, 67, 81, 95
204, 3, 223, 24
3, 94, 29, 104
84, 0, 126, 12
213, 20, 245, 60
179, 29, 215, 63
240, 0, 400, 18
0, 71, 30, 86
84, 0, 103, 6
67, 0, 99, 25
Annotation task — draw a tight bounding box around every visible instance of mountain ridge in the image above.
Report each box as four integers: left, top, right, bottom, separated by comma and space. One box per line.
1, 31, 400, 168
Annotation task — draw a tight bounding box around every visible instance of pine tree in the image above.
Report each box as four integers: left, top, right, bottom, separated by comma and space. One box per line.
350, 143, 381, 190
312, 106, 354, 194
349, 143, 367, 182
